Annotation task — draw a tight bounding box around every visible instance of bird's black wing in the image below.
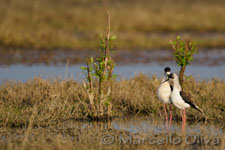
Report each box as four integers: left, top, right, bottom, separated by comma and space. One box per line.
170, 85, 173, 91
180, 91, 202, 113
168, 84, 173, 104
169, 80, 173, 91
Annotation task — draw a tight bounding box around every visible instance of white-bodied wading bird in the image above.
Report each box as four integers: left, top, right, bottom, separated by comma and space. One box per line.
168, 73, 202, 131
157, 67, 173, 129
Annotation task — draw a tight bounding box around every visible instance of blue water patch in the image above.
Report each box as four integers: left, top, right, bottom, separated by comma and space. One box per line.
0, 62, 225, 83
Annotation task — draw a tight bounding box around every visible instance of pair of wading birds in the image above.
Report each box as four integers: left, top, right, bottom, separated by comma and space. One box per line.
157, 67, 202, 131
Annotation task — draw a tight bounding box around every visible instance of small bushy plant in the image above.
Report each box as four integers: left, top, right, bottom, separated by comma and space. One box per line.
81, 11, 116, 118
169, 36, 198, 86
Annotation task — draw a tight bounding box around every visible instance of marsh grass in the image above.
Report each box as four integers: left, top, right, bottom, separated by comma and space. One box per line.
0, 74, 224, 128
0, 75, 224, 149
0, 0, 225, 49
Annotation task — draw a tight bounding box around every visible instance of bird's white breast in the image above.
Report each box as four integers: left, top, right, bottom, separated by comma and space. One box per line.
171, 89, 190, 109
157, 82, 171, 104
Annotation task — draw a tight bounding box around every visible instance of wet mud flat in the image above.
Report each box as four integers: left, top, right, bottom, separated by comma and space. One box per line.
1, 49, 225, 82
0, 117, 224, 150
1, 49, 225, 66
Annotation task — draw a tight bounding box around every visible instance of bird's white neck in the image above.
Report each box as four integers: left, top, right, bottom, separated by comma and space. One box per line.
173, 78, 182, 91
161, 74, 168, 84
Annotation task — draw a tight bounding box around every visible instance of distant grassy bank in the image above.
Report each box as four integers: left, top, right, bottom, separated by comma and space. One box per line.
0, 74, 224, 128
0, 0, 225, 50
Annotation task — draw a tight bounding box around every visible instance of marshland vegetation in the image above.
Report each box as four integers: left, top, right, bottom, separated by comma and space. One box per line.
0, 75, 224, 149
0, 75, 224, 128
0, 0, 225, 149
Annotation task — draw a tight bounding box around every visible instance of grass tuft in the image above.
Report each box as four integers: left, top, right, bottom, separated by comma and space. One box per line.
0, 75, 224, 128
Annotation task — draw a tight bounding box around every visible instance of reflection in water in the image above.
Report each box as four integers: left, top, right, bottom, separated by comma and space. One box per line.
61, 117, 223, 136
1, 62, 225, 82
109, 117, 223, 135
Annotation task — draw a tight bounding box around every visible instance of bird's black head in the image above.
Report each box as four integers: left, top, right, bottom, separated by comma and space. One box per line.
164, 67, 171, 73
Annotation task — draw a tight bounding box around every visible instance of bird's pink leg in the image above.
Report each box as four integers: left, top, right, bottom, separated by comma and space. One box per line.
180, 110, 184, 132
169, 104, 172, 129
163, 104, 168, 130
183, 109, 186, 130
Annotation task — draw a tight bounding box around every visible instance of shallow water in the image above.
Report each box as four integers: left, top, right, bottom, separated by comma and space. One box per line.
0, 62, 225, 82
1, 49, 225, 82
61, 116, 223, 136
109, 117, 223, 135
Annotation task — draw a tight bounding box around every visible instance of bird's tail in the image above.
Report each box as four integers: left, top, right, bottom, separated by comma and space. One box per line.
191, 104, 202, 113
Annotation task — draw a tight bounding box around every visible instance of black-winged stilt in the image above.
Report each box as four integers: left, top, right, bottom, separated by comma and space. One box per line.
169, 73, 202, 131
157, 67, 173, 129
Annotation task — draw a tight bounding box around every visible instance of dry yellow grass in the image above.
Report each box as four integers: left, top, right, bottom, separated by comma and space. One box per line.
0, 74, 224, 149
0, 74, 224, 128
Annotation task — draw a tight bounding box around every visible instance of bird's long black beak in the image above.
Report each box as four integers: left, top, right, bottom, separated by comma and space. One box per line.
161, 72, 171, 84
161, 78, 169, 84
